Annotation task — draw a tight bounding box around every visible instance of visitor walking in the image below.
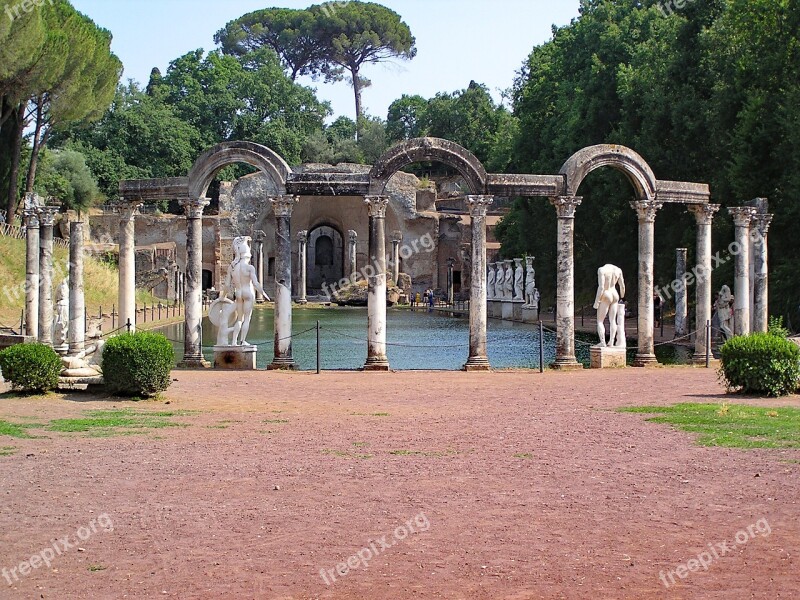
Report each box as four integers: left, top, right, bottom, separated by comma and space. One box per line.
653, 294, 663, 329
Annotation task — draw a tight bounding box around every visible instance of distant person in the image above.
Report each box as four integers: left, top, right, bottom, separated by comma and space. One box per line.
428, 289, 435, 308
654, 294, 663, 329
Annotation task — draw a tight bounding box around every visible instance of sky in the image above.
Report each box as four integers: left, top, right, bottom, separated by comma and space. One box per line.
70, 0, 581, 121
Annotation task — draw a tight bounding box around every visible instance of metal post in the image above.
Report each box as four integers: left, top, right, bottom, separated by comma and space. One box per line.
705, 320, 711, 369
539, 320, 545, 374
581, 306, 584, 327
112, 305, 116, 330
20, 310, 24, 334
316, 320, 321, 375
126, 319, 132, 333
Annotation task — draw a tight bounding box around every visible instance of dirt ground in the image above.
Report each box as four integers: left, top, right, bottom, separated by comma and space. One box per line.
0, 367, 798, 599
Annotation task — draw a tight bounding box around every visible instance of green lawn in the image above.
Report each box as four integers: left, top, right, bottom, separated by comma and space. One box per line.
620, 403, 800, 449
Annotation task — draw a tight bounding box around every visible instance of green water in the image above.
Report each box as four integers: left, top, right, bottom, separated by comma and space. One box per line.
160, 307, 690, 371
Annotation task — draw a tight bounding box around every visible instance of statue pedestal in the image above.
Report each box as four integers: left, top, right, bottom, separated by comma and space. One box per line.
590, 346, 627, 369
501, 301, 515, 320
512, 299, 525, 321
488, 300, 501, 318
521, 307, 539, 323
213, 345, 258, 370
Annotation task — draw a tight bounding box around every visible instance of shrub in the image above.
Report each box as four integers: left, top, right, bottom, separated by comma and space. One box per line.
768, 316, 791, 339
102, 332, 174, 397
0, 343, 62, 393
719, 333, 800, 397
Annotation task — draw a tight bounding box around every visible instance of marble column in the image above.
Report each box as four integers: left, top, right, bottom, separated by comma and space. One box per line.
118, 202, 141, 333
447, 257, 455, 304
390, 231, 402, 284
688, 203, 720, 362
631, 200, 663, 367
296, 230, 308, 304
37, 206, 58, 346
729, 206, 757, 336
24, 210, 40, 339
751, 213, 773, 333
364, 196, 390, 371
68, 220, 86, 356
178, 198, 211, 369
269, 195, 298, 370
549, 196, 583, 370
674, 248, 688, 338
464, 195, 493, 371
348, 230, 358, 281
253, 232, 266, 302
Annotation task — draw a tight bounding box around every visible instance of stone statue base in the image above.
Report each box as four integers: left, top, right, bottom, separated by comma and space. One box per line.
501, 301, 515, 320
487, 300, 501, 318
58, 375, 104, 391
590, 346, 627, 369
213, 345, 258, 370
521, 307, 539, 324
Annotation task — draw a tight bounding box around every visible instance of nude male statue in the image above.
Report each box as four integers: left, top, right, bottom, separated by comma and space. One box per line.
593, 264, 626, 348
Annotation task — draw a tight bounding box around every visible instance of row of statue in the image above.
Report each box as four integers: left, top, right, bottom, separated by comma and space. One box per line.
487, 257, 539, 308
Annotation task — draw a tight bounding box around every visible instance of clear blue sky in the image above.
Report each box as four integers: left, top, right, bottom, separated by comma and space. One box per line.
70, 0, 580, 121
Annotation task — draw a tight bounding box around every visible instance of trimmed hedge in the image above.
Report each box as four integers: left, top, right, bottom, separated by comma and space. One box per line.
0, 343, 62, 393
102, 332, 174, 397
719, 333, 800, 397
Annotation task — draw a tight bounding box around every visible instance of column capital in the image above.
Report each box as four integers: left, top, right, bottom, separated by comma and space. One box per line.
24, 211, 40, 228
466, 195, 494, 218
348, 229, 358, 243
36, 206, 59, 227
364, 195, 390, 218
391, 230, 403, 243
687, 203, 721, 225
751, 213, 774, 236
180, 198, 210, 219
297, 230, 308, 244
549, 196, 582, 219
728, 206, 757, 228
118, 201, 144, 221
271, 195, 298, 217
630, 200, 664, 223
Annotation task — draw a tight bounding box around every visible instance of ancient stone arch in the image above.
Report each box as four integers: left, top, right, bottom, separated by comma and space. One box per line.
369, 137, 488, 195
187, 141, 292, 200
559, 144, 658, 201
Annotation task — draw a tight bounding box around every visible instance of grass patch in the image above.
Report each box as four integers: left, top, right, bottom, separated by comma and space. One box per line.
620, 403, 800, 449
206, 425, 229, 429
352, 442, 369, 447
87, 565, 107, 572
350, 412, 391, 417
389, 449, 459, 458
322, 448, 373, 460
0, 420, 35, 438
46, 409, 190, 436
0, 446, 16, 456
263, 419, 289, 424
514, 453, 534, 459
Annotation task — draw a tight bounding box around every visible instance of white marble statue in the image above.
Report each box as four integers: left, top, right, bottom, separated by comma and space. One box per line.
716, 285, 734, 341
61, 323, 105, 378
53, 279, 69, 351
503, 261, 514, 300
513, 259, 524, 301
524, 257, 537, 308
494, 263, 505, 300
487, 263, 496, 300
593, 264, 626, 348
210, 236, 270, 346
616, 301, 627, 349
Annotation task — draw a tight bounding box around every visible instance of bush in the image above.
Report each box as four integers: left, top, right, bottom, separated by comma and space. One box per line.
102, 332, 174, 397
719, 333, 800, 397
0, 343, 62, 393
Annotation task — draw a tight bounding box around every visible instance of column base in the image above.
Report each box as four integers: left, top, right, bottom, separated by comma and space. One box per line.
177, 355, 211, 369
268, 357, 298, 371
632, 353, 659, 368
296, 299, 308, 305
363, 356, 390, 372
692, 353, 717, 366
463, 356, 491, 372
550, 358, 584, 371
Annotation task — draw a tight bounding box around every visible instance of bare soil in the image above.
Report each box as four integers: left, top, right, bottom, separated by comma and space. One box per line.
0, 367, 798, 599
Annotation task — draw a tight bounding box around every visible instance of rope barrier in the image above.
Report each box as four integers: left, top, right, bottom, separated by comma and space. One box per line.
322, 327, 469, 349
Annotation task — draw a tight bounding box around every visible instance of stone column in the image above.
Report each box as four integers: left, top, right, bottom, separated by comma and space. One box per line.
729, 207, 757, 336
178, 198, 211, 369
390, 230, 402, 284
688, 204, 720, 362
253, 232, 266, 302
24, 210, 40, 339
118, 202, 141, 333
447, 257, 455, 304
549, 196, 583, 370
464, 196, 493, 371
68, 220, 86, 356
296, 230, 308, 304
674, 248, 688, 338
364, 196, 390, 371
630, 200, 663, 367
348, 230, 358, 281
37, 207, 58, 346
751, 213, 773, 333
269, 196, 298, 370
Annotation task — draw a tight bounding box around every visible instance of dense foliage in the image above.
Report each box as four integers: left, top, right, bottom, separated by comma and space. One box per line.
496, 0, 800, 327
719, 333, 800, 397
0, 343, 62, 393
102, 333, 175, 398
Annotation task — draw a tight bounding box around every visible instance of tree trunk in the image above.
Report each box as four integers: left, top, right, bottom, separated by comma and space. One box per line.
351, 66, 363, 139
6, 103, 25, 223
25, 97, 45, 193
